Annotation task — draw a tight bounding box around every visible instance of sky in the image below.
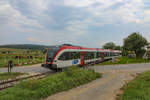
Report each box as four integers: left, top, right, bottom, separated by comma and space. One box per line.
0, 0, 150, 48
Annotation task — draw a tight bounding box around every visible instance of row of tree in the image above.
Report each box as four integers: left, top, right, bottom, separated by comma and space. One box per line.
102, 32, 148, 58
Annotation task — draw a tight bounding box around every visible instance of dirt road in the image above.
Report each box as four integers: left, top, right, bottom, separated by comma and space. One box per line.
44, 63, 150, 100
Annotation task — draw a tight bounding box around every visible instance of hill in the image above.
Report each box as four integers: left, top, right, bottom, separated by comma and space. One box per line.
0, 44, 49, 51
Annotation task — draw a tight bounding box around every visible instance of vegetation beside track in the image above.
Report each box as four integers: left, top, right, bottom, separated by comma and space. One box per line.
97, 57, 150, 65
0, 67, 101, 100
0, 48, 45, 68
0, 72, 24, 80
118, 71, 150, 100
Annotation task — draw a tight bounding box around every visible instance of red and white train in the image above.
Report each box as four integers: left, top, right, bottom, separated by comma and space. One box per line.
42, 44, 121, 71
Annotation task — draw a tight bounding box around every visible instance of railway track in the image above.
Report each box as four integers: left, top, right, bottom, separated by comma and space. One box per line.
0, 59, 109, 91
0, 72, 53, 91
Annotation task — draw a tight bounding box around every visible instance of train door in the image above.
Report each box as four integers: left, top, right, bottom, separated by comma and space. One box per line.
80, 52, 85, 66
101, 52, 104, 61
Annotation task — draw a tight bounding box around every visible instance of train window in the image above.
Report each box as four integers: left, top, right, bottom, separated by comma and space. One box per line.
84, 52, 96, 60
71, 52, 80, 59
110, 52, 112, 56
97, 52, 101, 58
87, 52, 91, 59
88, 52, 95, 59
115, 53, 118, 56
104, 52, 107, 57
84, 52, 89, 60
104, 52, 109, 57
110, 52, 114, 56
111, 52, 116, 56
47, 47, 60, 59
113, 53, 115, 56
89, 52, 93, 59
58, 52, 71, 60
112, 52, 114, 56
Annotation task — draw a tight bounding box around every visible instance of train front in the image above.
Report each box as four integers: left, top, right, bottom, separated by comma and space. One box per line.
42, 46, 60, 70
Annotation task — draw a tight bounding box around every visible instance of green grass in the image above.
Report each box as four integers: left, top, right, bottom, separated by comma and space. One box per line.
119, 71, 150, 100
0, 67, 101, 100
0, 72, 24, 80
97, 57, 150, 65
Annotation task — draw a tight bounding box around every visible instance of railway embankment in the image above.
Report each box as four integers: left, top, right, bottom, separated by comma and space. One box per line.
0, 67, 101, 100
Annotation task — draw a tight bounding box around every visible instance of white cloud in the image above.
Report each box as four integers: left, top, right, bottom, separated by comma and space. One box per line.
65, 20, 89, 35
11, 0, 49, 15
64, 0, 123, 8
0, 1, 42, 29
142, 33, 150, 43
26, 37, 44, 43
64, 0, 146, 25
64, 0, 95, 7
0, 0, 150, 46
96, 41, 108, 48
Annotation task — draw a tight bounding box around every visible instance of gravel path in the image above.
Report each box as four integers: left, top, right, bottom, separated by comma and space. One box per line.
44, 63, 150, 100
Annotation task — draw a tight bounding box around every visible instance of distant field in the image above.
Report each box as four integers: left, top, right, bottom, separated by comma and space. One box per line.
0, 48, 45, 68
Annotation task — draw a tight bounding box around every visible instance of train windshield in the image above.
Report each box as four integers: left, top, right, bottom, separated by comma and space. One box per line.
47, 46, 60, 62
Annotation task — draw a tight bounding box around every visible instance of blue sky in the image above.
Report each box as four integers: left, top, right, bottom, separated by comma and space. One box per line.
0, 0, 150, 47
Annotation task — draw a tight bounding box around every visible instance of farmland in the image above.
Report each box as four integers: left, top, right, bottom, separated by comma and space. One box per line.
0, 48, 45, 68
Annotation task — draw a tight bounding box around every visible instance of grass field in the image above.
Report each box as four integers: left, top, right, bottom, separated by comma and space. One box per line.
118, 71, 150, 100
0, 72, 24, 80
97, 57, 150, 65
0, 67, 101, 100
0, 48, 45, 68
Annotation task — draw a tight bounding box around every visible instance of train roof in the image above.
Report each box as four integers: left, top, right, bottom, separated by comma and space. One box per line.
60, 45, 121, 53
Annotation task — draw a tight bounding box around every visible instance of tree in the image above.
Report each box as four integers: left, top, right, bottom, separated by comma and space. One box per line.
114, 46, 121, 50
102, 42, 121, 50
102, 42, 116, 49
123, 32, 148, 57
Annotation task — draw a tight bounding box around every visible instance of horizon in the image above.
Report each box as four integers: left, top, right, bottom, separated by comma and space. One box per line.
0, 0, 150, 48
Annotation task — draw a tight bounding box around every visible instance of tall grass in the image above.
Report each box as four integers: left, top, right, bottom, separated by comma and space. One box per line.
0, 67, 101, 100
